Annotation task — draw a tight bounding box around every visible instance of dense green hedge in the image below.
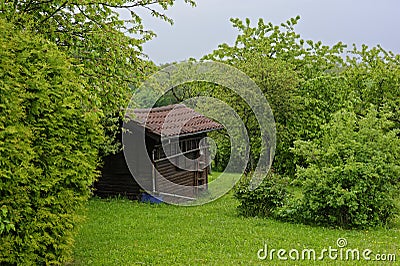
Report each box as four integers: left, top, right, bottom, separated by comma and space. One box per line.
0, 19, 103, 264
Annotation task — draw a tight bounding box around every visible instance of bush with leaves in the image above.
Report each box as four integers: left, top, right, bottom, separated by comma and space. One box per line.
0, 19, 103, 264
234, 173, 288, 218
293, 108, 400, 228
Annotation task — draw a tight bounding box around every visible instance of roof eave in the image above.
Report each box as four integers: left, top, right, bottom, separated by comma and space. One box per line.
158, 126, 225, 139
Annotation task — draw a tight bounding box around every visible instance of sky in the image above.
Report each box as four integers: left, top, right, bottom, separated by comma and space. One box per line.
132, 0, 400, 64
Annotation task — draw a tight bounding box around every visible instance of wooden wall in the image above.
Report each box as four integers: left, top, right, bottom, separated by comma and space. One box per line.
94, 131, 209, 200
153, 134, 208, 199
94, 151, 141, 199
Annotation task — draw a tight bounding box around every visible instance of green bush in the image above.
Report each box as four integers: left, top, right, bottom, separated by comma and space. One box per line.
0, 19, 103, 264
234, 173, 288, 218
293, 108, 400, 228
235, 108, 400, 229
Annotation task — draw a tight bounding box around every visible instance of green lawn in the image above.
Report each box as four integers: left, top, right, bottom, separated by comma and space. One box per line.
72, 179, 400, 265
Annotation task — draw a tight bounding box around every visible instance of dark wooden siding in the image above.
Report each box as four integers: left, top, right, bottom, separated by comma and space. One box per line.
94, 151, 141, 199
153, 134, 208, 198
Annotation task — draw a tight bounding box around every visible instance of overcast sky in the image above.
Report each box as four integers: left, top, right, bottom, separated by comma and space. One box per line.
133, 0, 400, 64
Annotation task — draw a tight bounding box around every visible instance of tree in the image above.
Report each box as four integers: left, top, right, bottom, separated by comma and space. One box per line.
0, 1, 198, 263
344, 44, 400, 130
228, 17, 400, 228
0, 0, 196, 154
203, 16, 346, 176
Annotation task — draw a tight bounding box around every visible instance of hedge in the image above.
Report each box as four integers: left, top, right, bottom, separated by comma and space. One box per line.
0, 19, 103, 265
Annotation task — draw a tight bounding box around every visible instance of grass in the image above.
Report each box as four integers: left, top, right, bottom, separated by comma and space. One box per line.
72, 174, 400, 265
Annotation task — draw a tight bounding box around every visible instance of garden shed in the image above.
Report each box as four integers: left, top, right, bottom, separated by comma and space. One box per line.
94, 104, 223, 202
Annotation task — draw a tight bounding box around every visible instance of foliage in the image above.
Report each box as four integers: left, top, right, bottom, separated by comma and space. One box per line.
344, 44, 400, 127
234, 173, 288, 218
289, 41, 400, 173
0, 19, 103, 264
152, 60, 297, 173
0, 1, 198, 263
0, 0, 195, 155
0, 205, 15, 234
203, 16, 346, 176
216, 16, 400, 228
293, 108, 400, 228
205, 16, 346, 78
209, 129, 231, 172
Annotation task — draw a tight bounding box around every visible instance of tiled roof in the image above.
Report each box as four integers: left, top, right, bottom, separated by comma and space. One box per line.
130, 104, 224, 137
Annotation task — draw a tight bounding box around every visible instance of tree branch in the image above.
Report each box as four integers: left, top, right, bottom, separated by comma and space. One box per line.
93, 0, 161, 9
76, 5, 105, 30
170, 87, 184, 102
39, 0, 68, 25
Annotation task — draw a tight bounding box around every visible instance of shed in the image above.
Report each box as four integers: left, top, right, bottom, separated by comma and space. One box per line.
94, 104, 223, 202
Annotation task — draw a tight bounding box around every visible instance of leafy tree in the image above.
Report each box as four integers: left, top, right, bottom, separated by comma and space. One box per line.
228, 17, 400, 228
344, 44, 400, 130
203, 16, 346, 176
204, 16, 346, 79
0, 0, 195, 154
1, 2, 200, 263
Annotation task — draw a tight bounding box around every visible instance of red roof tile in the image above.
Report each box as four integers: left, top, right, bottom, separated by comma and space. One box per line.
130, 104, 223, 137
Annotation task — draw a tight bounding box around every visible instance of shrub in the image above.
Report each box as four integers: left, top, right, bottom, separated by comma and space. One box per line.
293, 108, 400, 228
234, 173, 288, 218
0, 19, 103, 264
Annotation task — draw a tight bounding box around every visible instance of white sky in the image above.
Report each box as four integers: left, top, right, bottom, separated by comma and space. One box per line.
132, 0, 400, 64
